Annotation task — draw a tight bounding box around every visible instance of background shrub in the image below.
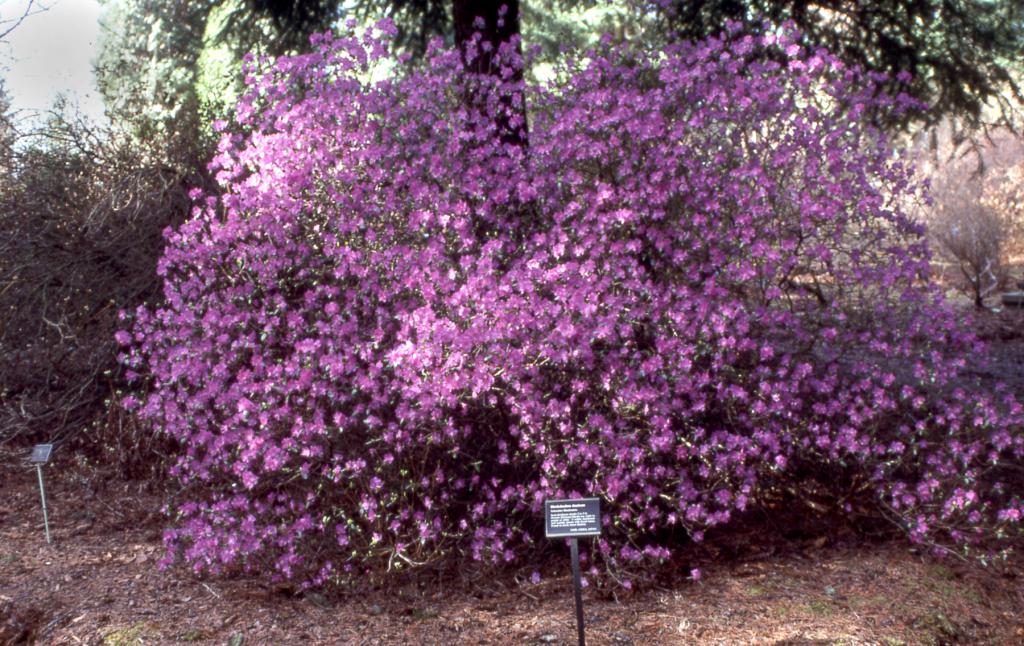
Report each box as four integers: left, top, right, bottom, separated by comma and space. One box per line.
914, 125, 1024, 308
0, 106, 212, 474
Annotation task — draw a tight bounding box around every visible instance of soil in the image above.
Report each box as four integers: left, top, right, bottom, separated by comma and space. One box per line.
3, 307, 1024, 646
2, 454, 1024, 646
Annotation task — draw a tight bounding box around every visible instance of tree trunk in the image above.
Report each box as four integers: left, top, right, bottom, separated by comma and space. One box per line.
451, 0, 527, 147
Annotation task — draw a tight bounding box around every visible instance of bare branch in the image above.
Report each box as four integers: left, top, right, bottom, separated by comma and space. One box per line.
0, 0, 48, 42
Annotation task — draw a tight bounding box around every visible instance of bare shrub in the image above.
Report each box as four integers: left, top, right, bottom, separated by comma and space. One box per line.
914, 125, 1024, 308
0, 105, 213, 457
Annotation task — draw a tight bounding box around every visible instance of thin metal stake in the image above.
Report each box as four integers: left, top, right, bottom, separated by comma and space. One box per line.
569, 537, 585, 646
36, 463, 51, 544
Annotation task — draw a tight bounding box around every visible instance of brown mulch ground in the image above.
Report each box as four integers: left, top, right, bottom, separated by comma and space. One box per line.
3, 455, 1024, 646
4, 307, 1024, 646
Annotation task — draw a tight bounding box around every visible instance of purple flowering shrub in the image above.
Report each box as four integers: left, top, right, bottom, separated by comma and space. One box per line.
119, 22, 1024, 586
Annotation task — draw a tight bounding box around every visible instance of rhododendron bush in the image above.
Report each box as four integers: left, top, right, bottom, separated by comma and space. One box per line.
119, 21, 1024, 587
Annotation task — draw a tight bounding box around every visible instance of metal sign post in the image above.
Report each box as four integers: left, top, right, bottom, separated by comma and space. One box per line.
35, 464, 51, 544
568, 537, 585, 646
29, 444, 53, 544
545, 498, 601, 646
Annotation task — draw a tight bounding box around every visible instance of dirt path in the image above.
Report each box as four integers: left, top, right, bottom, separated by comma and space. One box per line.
3, 457, 1024, 646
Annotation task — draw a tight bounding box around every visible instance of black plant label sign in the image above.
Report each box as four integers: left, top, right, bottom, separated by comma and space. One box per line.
545, 498, 601, 538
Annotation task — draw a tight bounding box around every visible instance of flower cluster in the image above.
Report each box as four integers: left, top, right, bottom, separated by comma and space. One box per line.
120, 21, 1024, 587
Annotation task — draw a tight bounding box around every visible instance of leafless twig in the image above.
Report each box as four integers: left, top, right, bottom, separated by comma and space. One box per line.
0, 0, 48, 42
